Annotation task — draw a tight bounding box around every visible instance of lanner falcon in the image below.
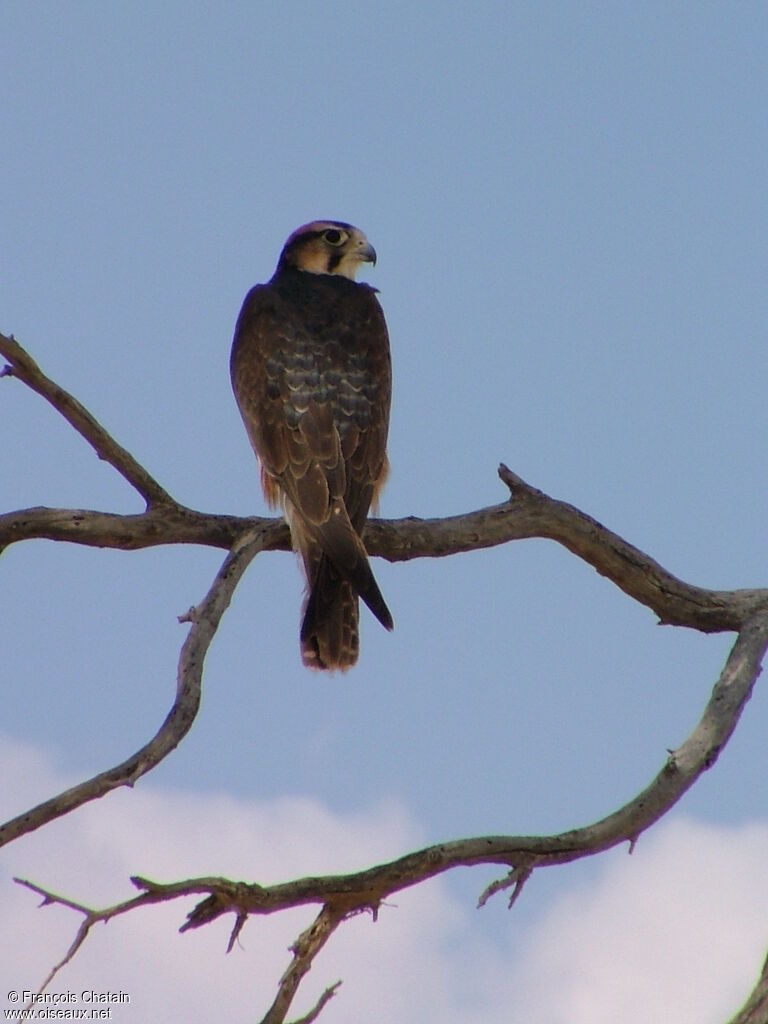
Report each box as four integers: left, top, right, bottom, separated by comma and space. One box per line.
230, 221, 393, 671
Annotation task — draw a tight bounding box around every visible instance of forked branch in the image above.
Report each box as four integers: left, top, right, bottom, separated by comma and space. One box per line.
4, 330, 768, 1022
0, 332, 172, 507
0, 528, 266, 849
16, 609, 768, 1021
3, 332, 767, 637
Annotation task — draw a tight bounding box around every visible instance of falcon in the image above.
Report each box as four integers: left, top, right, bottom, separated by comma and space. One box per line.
230, 221, 393, 671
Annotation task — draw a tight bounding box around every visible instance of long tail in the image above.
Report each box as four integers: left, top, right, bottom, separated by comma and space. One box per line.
294, 499, 393, 670
300, 556, 360, 671
313, 505, 393, 630
300, 537, 393, 671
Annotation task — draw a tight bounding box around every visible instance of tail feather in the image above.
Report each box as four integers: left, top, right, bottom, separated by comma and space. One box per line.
314, 507, 393, 631
291, 500, 393, 671
300, 559, 359, 671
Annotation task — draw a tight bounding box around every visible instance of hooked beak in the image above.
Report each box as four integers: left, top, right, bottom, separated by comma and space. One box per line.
357, 239, 377, 266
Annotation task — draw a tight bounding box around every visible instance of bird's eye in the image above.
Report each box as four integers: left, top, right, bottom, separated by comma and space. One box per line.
323, 229, 344, 245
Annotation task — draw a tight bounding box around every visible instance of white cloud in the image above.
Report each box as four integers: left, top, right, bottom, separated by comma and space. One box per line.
1, 736, 766, 1022
504, 818, 768, 1024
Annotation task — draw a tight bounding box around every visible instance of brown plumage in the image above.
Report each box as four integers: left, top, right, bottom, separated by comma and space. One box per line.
230, 221, 393, 670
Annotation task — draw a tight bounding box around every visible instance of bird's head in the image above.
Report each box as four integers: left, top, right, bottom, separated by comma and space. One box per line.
276, 221, 377, 280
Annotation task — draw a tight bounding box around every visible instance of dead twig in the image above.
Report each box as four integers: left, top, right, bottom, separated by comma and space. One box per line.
18, 610, 768, 1018
0, 331, 172, 507
259, 906, 346, 1024
6, 331, 768, 1021
0, 529, 266, 848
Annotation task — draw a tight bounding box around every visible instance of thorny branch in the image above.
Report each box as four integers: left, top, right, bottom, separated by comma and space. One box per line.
4, 331, 768, 1022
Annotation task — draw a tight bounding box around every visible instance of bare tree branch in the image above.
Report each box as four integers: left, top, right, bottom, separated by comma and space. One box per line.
17, 610, 767, 1018
13, 877, 159, 998
144, 611, 768, 907
5, 486, 767, 636
259, 906, 346, 1024
493, 465, 768, 633
728, 949, 768, 1024
0, 332, 172, 507
6, 332, 768, 1020
0, 528, 265, 849
477, 863, 533, 909
0, 503, 286, 552
3, 333, 766, 636
287, 981, 342, 1024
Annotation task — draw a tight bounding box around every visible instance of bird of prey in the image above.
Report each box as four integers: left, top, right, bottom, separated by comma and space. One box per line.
230, 221, 393, 671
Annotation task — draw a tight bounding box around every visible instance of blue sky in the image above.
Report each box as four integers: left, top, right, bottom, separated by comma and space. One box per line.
2, 3, 768, 1020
